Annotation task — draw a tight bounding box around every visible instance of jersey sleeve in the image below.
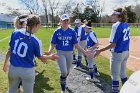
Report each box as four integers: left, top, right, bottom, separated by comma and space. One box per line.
73, 31, 78, 44
77, 26, 82, 37
9, 31, 15, 48
34, 39, 42, 57
90, 32, 98, 43
51, 31, 57, 44
109, 24, 121, 43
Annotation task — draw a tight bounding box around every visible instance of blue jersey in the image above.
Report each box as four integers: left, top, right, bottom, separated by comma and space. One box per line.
77, 25, 87, 41
9, 29, 42, 68
74, 26, 78, 37
87, 31, 98, 48
51, 27, 78, 51
109, 21, 130, 52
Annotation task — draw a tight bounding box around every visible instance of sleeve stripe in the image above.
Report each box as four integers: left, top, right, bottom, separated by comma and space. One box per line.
90, 32, 98, 43
78, 26, 82, 36
33, 36, 42, 56
109, 22, 120, 42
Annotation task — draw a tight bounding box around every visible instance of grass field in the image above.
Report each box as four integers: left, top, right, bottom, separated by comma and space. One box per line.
0, 26, 138, 93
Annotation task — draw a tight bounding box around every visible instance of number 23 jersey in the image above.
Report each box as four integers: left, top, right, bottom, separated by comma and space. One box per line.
109, 21, 130, 52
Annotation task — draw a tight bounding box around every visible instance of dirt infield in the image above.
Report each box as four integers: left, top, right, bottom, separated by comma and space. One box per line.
98, 36, 140, 72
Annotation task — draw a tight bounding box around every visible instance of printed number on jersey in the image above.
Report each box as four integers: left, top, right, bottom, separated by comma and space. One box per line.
13, 39, 28, 57
123, 27, 130, 41
63, 40, 69, 46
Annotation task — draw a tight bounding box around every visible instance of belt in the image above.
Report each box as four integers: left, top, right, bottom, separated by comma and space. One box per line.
115, 50, 129, 53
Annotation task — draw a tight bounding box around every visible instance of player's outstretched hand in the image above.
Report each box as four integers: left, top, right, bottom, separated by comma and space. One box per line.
44, 51, 52, 55
39, 55, 49, 64
94, 49, 101, 58
85, 49, 94, 58
49, 54, 60, 61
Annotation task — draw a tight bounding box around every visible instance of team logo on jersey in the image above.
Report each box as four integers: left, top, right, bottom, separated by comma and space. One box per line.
57, 33, 61, 36
19, 36, 24, 40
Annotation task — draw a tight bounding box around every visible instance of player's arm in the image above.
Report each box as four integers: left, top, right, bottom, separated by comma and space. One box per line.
75, 44, 93, 58
77, 26, 81, 43
3, 48, 11, 72
94, 43, 116, 57
44, 43, 56, 55
88, 43, 99, 50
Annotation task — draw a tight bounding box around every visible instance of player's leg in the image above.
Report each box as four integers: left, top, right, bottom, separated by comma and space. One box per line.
75, 40, 86, 68
110, 52, 122, 93
86, 57, 94, 81
66, 51, 73, 75
8, 65, 20, 93
57, 51, 67, 93
93, 64, 100, 76
120, 51, 129, 85
72, 49, 77, 64
21, 67, 35, 93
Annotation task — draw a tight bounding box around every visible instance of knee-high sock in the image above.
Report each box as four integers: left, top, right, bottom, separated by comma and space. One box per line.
60, 76, 66, 92
84, 56, 88, 66
18, 81, 22, 89
89, 68, 94, 79
76, 56, 82, 67
73, 54, 77, 60
94, 64, 98, 73
112, 80, 119, 93
121, 77, 127, 85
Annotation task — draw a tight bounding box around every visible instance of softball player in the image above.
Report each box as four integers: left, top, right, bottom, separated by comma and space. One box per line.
85, 20, 99, 81
74, 19, 87, 69
46, 14, 91, 93
3, 15, 28, 93
7, 15, 58, 93
72, 19, 79, 63
3, 15, 28, 72
94, 8, 130, 93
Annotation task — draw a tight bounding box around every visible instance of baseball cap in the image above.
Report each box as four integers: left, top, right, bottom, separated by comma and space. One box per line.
74, 19, 81, 23
60, 14, 69, 21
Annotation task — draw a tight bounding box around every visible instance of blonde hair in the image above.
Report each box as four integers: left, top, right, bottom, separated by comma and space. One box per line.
114, 8, 127, 23
14, 15, 28, 29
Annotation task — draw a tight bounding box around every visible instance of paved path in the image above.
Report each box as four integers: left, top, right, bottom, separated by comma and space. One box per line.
66, 64, 112, 93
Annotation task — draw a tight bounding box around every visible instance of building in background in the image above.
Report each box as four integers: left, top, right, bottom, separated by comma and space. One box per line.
0, 13, 15, 29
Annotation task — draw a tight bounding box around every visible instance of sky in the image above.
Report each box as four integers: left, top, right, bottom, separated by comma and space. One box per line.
0, 0, 140, 15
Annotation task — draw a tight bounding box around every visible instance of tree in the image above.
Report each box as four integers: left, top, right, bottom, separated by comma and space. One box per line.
133, 4, 140, 22
125, 6, 137, 23
42, 0, 48, 26
7, 7, 21, 16
72, 4, 82, 20
59, 0, 73, 15
83, 6, 98, 22
19, 0, 40, 14
48, 0, 60, 27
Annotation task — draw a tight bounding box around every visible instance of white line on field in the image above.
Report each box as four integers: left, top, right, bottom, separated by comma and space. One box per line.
99, 44, 140, 61
0, 36, 10, 42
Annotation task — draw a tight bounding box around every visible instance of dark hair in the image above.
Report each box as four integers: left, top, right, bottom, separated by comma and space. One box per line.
114, 8, 127, 22
86, 20, 92, 28
26, 15, 40, 43
14, 15, 28, 29
26, 15, 40, 32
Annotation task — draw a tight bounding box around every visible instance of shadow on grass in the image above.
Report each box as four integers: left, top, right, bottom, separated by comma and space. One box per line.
94, 72, 112, 93
34, 70, 54, 93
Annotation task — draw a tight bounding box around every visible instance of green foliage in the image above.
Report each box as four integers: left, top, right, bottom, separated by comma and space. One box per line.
125, 6, 137, 23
